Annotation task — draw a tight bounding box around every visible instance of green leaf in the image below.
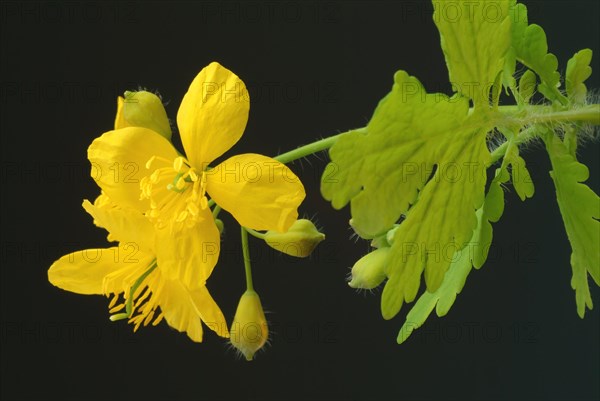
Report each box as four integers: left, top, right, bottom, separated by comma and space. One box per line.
561, 48, 593, 156
518, 69, 536, 105
474, 167, 506, 268
545, 134, 600, 318
505, 141, 534, 201
397, 236, 472, 344
502, 47, 517, 93
509, 1, 567, 104
566, 49, 593, 105
433, 0, 511, 106
563, 126, 578, 158
321, 71, 491, 320
398, 160, 510, 344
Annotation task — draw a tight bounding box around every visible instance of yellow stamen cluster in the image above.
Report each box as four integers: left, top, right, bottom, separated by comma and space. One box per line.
141, 155, 209, 229
127, 284, 164, 332
105, 265, 165, 332
107, 289, 164, 332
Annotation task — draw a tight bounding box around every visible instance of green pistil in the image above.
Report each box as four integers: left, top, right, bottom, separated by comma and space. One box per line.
167, 172, 187, 193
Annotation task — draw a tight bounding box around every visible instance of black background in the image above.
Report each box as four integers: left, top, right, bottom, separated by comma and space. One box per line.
1, 1, 599, 400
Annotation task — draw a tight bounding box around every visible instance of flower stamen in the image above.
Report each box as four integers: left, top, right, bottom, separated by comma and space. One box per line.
142, 155, 211, 229
109, 261, 157, 322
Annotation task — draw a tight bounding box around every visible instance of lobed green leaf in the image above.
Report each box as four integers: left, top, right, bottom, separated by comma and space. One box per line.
517, 69, 536, 106
504, 142, 535, 201
398, 154, 512, 343
433, 0, 511, 106
545, 134, 600, 318
566, 49, 593, 105
322, 70, 492, 320
509, 1, 567, 104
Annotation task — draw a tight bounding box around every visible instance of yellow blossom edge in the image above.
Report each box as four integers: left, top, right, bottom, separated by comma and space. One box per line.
48, 245, 228, 342
177, 61, 250, 169
87, 127, 179, 213
207, 153, 306, 232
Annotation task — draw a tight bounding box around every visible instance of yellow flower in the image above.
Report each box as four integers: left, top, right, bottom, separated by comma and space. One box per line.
229, 290, 269, 361
48, 194, 228, 342
88, 62, 306, 290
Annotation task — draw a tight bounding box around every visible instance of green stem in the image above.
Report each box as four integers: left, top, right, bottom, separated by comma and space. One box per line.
241, 227, 254, 291
274, 128, 365, 164
490, 126, 539, 164
518, 104, 600, 125
245, 228, 266, 239
110, 261, 157, 321
491, 104, 600, 125
489, 104, 599, 164
271, 104, 597, 167
212, 205, 221, 218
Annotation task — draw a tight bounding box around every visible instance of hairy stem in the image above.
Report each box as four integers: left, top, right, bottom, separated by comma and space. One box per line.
516, 104, 600, 126
490, 126, 539, 164
271, 105, 598, 167
490, 104, 599, 164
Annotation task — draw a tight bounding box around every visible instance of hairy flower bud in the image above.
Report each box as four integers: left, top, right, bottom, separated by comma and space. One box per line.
114, 91, 172, 140
348, 247, 390, 289
229, 290, 268, 361
263, 219, 325, 258
349, 218, 373, 240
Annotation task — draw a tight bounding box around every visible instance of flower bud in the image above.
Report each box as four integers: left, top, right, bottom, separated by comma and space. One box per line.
114, 91, 172, 140
263, 219, 325, 258
348, 247, 390, 289
349, 218, 373, 239
370, 223, 401, 248
229, 290, 268, 361
385, 224, 400, 246
370, 233, 389, 249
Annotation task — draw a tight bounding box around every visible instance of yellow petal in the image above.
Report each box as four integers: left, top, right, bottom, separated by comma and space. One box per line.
103, 256, 153, 295
48, 246, 153, 295
155, 209, 220, 290
206, 154, 306, 232
147, 274, 203, 342
190, 286, 229, 338
177, 62, 249, 167
114, 96, 129, 130
88, 127, 179, 213
148, 271, 228, 342
83, 195, 155, 253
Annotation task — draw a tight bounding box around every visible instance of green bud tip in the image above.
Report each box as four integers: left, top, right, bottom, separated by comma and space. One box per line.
263, 219, 325, 258
348, 247, 390, 290
121, 90, 172, 141
229, 290, 269, 361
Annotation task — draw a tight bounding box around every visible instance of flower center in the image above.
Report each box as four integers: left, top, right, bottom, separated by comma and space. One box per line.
141, 156, 209, 229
